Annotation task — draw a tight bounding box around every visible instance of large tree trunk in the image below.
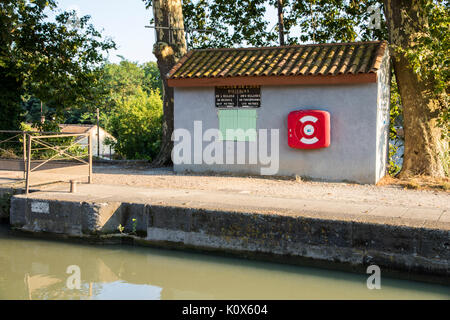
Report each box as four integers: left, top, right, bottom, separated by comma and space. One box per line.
151, 0, 187, 167
383, 0, 446, 178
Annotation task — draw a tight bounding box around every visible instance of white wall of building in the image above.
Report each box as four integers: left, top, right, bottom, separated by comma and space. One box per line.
174, 80, 388, 184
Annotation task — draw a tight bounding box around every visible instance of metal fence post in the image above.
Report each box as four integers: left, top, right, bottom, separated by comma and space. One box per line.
23, 133, 27, 179
88, 134, 93, 184
25, 135, 32, 195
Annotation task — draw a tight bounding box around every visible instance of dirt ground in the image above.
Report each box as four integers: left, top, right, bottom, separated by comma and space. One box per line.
0, 163, 448, 211
93, 165, 449, 209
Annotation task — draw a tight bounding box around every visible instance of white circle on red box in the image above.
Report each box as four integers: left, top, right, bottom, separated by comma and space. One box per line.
303, 124, 315, 136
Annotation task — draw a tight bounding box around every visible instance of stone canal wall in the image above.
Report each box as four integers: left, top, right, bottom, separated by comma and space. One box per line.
8, 195, 450, 284
0, 187, 22, 221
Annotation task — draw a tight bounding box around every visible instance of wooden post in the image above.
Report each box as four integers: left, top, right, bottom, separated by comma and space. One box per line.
88, 134, 93, 184
70, 180, 77, 193
25, 135, 32, 195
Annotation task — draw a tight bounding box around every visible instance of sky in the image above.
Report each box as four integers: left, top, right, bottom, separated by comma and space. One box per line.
51, 1, 279, 65
54, 0, 157, 64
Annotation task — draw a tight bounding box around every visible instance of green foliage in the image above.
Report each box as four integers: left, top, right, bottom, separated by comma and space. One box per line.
103, 60, 162, 98
0, 0, 115, 129
102, 60, 147, 104
181, 0, 275, 48
388, 76, 403, 176
143, 62, 163, 95
21, 96, 56, 123
94, 60, 163, 160
281, 0, 387, 44
117, 219, 137, 235
131, 218, 137, 234
0, 68, 23, 130
107, 88, 163, 160
176, 0, 387, 49
39, 59, 164, 161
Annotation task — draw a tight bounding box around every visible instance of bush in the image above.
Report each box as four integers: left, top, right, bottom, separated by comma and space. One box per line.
107, 88, 162, 160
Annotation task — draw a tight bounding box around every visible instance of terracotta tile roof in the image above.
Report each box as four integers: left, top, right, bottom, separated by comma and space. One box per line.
168, 41, 388, 80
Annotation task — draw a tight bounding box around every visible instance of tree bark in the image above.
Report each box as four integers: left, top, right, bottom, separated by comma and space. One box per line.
277, 0, 285, 46
151, 0, 187, 167
383, 0, 445, 177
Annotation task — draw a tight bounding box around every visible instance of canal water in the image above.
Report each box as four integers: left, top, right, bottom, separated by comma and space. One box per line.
0, 225, 448, 300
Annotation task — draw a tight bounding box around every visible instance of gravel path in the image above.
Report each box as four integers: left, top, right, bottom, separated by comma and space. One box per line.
1, 164, 448, 211
91, 165, 449, 211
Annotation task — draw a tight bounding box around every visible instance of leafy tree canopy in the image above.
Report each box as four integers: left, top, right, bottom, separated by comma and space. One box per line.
0, 0, 116, 129
178, 0, 386, 48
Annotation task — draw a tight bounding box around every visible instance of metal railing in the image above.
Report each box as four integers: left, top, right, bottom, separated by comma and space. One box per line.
0, 130, 92, 194
0, 131, 29, 173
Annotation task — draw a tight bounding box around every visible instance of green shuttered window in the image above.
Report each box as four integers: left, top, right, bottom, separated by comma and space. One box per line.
218, 109, 257, 142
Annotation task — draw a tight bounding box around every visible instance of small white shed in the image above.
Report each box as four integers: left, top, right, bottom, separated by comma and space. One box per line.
168, 41, 390, 184
59, 124, 116, 159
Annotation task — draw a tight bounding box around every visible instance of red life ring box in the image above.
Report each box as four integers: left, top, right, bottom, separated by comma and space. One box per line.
288, 110, 330, 149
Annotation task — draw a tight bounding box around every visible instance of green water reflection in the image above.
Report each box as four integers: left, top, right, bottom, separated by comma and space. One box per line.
0, 225, 448, 300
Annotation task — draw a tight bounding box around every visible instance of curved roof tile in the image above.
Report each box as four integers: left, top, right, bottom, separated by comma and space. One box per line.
168, 41, 388, 80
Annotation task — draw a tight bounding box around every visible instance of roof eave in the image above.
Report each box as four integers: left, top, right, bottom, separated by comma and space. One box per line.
168, 73, 378, 87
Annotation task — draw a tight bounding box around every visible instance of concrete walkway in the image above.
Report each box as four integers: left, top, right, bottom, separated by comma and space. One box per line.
1, 164, 448, 228
18, 180, 450, 230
